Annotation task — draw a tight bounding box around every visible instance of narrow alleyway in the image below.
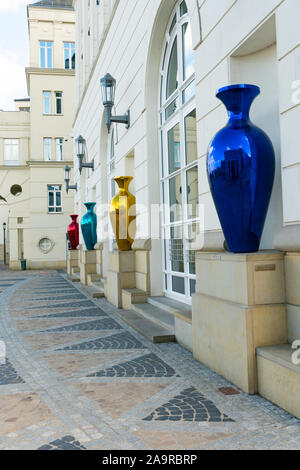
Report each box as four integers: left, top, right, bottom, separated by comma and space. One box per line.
0, 271, 299, 450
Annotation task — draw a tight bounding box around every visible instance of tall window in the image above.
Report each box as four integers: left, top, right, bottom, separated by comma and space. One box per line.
43, 91, 51, 114
40, 41, 53, 68
44, 138, 52, 161
159, 0, 198, 303
55, 92, 62, 114
48, 185, 62, 213
64, 42, 75, 69
56, 138, 63, 161
4, 139, 19, 166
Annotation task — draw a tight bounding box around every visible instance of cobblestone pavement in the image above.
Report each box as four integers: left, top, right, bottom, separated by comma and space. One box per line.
0, 270, 299, 450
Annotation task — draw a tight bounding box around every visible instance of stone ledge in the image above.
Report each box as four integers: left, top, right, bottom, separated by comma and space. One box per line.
274, 224, 300, 252
256, 344, 300, 375
148, 296, 192, 324
257, 345, 300, 419
196, 250, 284, 262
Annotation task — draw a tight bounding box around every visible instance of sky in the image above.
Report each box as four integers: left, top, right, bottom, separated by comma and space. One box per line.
0, 0, 30, 111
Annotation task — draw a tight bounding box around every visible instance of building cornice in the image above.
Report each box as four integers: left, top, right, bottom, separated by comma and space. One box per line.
0, 165, 29, 170
26, 67, 75, 94
0, 161, 73, 170
27, 160, 74, 167
26, 67, 75, 76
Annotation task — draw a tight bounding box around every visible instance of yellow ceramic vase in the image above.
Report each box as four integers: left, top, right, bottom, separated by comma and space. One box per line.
110, 176, 136, 251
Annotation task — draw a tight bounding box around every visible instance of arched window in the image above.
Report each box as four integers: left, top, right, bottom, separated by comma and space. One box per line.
159, 0, 198, 303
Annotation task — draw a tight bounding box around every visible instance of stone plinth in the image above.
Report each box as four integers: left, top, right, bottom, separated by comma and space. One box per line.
192, 251, 287, 394
105, 250, 136, 308
284, 252, 300, 342
79, 243, 103, 285
67, 249, 79, 276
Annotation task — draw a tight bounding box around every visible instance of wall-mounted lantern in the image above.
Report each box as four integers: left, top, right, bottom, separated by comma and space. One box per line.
75, 135, 94, 174
64, 165, 77, 193
100, 73, 130, 134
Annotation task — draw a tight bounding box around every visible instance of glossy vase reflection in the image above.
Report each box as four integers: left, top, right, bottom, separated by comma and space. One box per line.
110, 176, 136, 251
67, 214, 79, 250
81, 203, 97, 251
207, 84, 275, 253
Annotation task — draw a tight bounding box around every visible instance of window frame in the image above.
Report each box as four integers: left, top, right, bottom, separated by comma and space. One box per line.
40, 41, 53, 68
55, 138, 63, 161
43, 91, 51, 115
4, 139, 19, 166
64, 42, 75, 70
55, 91, 63, 115
44, 138, 52, 161
158, 1, 198, 305
47, 184, 62, 213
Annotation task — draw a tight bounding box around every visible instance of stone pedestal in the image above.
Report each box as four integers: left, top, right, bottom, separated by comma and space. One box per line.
192, 251, 287, 394
105, 250, 136, 308
80, 249, 97, 285
79, 243, 103, 285
67, 249, 79, 276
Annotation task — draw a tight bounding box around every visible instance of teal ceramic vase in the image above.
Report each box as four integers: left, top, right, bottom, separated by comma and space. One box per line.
81, 202, 97, 250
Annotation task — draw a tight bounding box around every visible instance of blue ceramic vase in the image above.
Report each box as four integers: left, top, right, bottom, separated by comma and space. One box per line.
207, 84, 275, 253
81, 202, 97, 250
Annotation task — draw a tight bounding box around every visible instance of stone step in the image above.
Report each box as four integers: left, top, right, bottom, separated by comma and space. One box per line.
115, 309, 175, 344
256, 344, 300, 419
132, 302, 175, 331
147, 296, 192, 324
67, 273, 80, 283
81, 284, 105, 298
87, 273, 102, 283
90, 280, 105, 292
122, 288, 148, 309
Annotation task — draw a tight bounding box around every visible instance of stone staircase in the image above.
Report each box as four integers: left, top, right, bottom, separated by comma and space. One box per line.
116, 296, 192, 346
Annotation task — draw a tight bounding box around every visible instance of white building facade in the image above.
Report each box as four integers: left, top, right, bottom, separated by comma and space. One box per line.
72, 0, 300, 416
0, 0, 76, 269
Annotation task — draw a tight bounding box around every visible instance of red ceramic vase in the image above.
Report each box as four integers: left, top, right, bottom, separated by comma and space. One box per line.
67, 214, 79, 250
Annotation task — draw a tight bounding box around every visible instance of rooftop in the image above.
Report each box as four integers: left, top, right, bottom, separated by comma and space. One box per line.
28, 0, 74, 10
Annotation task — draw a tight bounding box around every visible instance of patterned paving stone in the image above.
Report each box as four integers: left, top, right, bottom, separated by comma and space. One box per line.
132, 429, 234, 450
61, 332, 145, 351
24, 300, 95, 310
14, 317, 90, 332
88, 353, 177, 378
1, 271, 299, 450
44, 351, 128, 375
28, 284, 73, 290
0, 360, 25, 385
44, 318, 122, 333
30, 307, 108, 319
25, 294, 86, 302
143, 387, 234, 423
24, 331, 108, 351
22, 285, 78, 295
76, 382, 170, 419
0, 392, 58, 438
38, 435, 86, 450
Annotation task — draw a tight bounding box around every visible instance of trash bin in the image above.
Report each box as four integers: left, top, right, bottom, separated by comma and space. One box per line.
21, 259, 26, 271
